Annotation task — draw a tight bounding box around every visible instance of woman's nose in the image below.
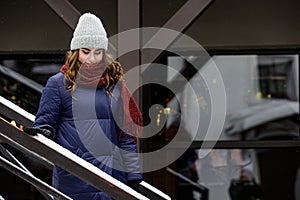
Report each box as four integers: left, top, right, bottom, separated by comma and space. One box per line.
86, 53, 96, 63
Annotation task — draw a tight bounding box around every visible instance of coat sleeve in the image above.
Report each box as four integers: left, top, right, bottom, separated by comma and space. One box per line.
118, 130, 143, 181
33, 76, 62, 140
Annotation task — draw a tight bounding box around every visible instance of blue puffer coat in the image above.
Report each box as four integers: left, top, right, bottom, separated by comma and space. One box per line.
33, 72, 143, 200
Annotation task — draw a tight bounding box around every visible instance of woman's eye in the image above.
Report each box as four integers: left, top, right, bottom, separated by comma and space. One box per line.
95, 51, 102, 55
82, 51, 89, 54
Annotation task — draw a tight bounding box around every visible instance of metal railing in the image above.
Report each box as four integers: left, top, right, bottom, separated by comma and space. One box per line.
0, 96, 171, 200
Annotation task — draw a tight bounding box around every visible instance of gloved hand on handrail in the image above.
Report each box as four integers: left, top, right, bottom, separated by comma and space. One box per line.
23, 127, 53, 138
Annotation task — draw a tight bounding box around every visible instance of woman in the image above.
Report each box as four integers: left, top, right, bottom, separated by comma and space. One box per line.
31, 13, 143, 199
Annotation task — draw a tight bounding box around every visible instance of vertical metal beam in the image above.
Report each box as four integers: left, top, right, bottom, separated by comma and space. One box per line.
117, 0, 141, 108
117, 0, 140, 32
44, 0, 81, 30
117, 0, 142, 159
117, 0, 141, 69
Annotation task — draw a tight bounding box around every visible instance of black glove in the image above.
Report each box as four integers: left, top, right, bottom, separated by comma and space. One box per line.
23, 127, 53, 138
128, 180, 141, 192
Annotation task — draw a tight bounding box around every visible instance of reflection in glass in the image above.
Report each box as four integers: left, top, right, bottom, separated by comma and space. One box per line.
164, 55, 299, 141
152, 54, 300, 200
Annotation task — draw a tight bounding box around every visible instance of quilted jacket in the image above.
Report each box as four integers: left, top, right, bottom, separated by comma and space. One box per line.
33, 72, 142, 200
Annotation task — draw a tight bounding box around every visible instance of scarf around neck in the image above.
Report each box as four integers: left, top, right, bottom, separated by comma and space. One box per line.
60, 63, 143, 143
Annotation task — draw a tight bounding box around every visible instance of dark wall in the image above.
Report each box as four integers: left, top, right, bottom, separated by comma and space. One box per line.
1, 0, 300, 52
143, 0, 300, 48
0, 0, 117, 52
185, 0, 300, 48
0, 0, 72, 52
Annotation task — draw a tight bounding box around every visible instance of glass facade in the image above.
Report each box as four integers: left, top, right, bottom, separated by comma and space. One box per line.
141, 53, 299, 200
0, 53, 299, 200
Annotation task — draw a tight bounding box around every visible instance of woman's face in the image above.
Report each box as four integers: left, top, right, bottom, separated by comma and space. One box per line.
78, 48, 103, 65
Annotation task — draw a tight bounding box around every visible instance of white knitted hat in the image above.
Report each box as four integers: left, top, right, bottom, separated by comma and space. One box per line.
70, 13, 108, 50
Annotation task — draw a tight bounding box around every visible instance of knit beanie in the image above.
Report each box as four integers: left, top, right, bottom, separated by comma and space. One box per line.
70, 13, 108, 50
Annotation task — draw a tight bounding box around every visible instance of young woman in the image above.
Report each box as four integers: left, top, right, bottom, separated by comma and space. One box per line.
31, 13, 143, 199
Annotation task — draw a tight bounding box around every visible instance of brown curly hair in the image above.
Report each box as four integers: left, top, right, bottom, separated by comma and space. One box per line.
63, 50, 124, 94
